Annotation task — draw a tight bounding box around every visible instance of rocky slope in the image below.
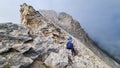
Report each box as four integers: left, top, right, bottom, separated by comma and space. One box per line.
0, 3, 119, 68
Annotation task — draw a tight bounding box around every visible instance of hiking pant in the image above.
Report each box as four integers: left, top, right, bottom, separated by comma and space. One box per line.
67, 47, 76, 56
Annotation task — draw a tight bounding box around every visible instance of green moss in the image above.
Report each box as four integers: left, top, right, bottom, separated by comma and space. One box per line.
2, 64, 10, 68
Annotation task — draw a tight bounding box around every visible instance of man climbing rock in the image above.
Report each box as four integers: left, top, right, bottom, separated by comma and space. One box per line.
66, 35, 76, 56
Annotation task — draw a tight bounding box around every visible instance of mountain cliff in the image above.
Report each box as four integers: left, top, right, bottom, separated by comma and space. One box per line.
0, 3, 119, 68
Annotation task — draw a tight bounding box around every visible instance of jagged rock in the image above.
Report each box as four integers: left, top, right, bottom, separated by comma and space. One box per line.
23, 47, 38, 59
0, 56, 6, 68
27, 59, 53, 68
7, 53, 33, 67
0, 3, 119, 68
44, 51, 69, 68
19, 3, 120, 68
0, 42, 10, 54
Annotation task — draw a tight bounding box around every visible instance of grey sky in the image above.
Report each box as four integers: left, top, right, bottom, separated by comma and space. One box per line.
0, 0, 120, 60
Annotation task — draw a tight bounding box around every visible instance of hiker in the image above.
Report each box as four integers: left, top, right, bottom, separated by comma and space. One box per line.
66, 36, 76, 56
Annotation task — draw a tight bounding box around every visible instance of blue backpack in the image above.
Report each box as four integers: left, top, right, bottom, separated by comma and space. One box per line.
66, 41, 73, 49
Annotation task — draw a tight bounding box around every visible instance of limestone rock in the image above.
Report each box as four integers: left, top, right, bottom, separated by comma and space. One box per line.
19, 3, 120, 68
0, 3, 119, 68
0, 42, 10, 54
0, 56, 6, 68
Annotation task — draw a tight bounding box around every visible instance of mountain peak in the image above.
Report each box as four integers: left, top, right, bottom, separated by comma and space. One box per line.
0, 3, 119, 68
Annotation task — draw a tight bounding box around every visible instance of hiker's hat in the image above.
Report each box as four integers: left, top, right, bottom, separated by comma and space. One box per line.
68, 35, 73, 41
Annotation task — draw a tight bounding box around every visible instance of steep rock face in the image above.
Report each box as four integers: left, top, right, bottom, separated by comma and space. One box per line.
0, 23, 111, 68
19, 3, 120, 68
0, 3, 119, 68
0, 23, 33, 68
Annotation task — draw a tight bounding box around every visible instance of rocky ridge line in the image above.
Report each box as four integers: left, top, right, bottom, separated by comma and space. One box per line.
20, 3, 120, 68
0, 3, 119, 68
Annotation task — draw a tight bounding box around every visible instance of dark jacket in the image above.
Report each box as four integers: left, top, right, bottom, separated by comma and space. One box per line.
66, 41, 73, 49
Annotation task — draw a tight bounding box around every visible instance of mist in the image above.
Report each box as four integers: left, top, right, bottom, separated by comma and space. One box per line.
76, 0, 120, 60
0, 0, 120, 61
51, 0, 120, 60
